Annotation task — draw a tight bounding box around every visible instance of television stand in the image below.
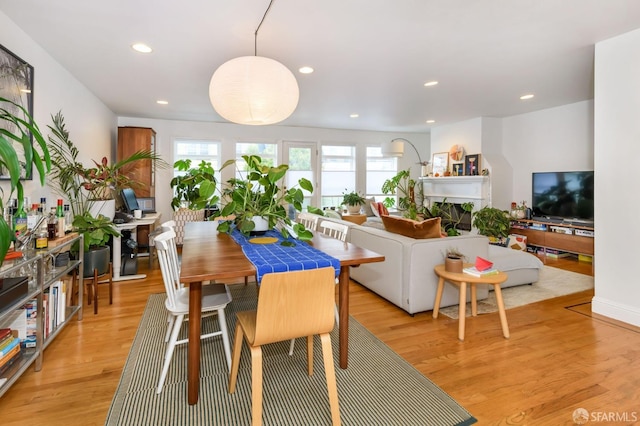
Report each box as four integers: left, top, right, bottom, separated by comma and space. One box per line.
510, 218, 594, 262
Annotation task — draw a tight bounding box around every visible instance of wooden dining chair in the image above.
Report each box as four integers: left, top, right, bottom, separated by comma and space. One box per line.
296, 212, 320, 231
154, 229, 232, 394
319, 220, 349, 242
228, 267, 341, 426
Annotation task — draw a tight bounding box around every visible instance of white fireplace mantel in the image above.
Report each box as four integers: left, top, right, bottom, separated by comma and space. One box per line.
419, 176, 490, 212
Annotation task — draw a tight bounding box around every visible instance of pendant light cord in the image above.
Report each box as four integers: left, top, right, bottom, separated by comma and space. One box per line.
254, 0, 275, 56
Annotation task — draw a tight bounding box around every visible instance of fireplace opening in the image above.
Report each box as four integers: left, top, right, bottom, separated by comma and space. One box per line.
433, 202, 472, 232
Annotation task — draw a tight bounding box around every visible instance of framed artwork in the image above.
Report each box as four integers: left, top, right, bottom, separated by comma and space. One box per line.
452, 163, 463, 176
0, 43, 35, 180
464, 154, 481, 176
431, 152, 449, 176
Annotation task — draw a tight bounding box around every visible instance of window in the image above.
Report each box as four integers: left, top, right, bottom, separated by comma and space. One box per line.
366, 146, 397, 201
173, 139, 221, 181
235, 142, 277, 179
321, 145, 356, 208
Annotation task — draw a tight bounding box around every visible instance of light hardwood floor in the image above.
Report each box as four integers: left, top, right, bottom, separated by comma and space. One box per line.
1, 256, 638, 425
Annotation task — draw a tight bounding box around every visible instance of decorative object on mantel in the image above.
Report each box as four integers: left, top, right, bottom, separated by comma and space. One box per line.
449, 144, 465, 162
464, 154, 481, 176
209, 0, 298, 125
452, 163, 463, 176
431, 152, 449, 177
381, 138, 430, 176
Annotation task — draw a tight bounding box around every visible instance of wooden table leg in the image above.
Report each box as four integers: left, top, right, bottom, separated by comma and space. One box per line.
471, 283, 478, 316
338, 267, 350, 369
432, 277, 445, 318
493, 284, 510, 338
188, 281, 202, 405
458, 282, 467, 341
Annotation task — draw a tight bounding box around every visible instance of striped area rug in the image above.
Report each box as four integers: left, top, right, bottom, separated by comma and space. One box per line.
106, 284, 476, 426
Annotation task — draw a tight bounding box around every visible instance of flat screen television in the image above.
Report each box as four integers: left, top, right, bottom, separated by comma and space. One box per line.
120, 188, 140, 214
531, 171, 594, 223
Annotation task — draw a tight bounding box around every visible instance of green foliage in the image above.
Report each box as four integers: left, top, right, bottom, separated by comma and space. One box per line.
425, 198, 474, 236
212, 155, 314, 242
0, 97, 51, 264
170, 159, 219, 210
307, 206, 325, 216
381, 169, 425, 220
472, 207, 511, 238
341, 190, 366, 206
71, 211, 120, 254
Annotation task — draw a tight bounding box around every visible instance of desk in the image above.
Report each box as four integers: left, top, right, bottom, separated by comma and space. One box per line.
180, 221, 384, 404
113, 213, 161, 282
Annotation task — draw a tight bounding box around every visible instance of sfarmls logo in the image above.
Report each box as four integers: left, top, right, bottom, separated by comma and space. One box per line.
573, 408, 638, 424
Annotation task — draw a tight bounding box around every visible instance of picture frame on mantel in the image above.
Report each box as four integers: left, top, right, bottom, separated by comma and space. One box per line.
452, 163, 463, 176
431, 152, 449, 176
464, 154, 481, 176
0, 43, 35, 181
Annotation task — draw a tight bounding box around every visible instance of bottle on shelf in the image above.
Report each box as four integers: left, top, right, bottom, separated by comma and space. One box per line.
64, 204, 73, 233
27, 203, 40, 231
39, 197, 47, 215
13, 198, 28, 238
56, 199, 65, 238
48, 207, 58, 240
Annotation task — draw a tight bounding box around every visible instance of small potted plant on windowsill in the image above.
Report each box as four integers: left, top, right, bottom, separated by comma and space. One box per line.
341, 189, 366, 215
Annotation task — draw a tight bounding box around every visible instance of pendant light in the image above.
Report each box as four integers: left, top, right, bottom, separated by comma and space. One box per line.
209, 0, 299, 125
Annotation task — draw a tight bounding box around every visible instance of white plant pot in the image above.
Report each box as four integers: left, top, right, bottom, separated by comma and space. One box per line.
252, 216, 269, 231
89, 199, 116, 221
347, 205, 362, 215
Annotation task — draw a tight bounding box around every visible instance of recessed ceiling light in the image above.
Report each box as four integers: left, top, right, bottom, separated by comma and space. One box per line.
350, 114, 359, 118
156, 100, 168, 105
520, 94, 534, 100
299, 66, 314, 74
424, 81, 438, 87
426, 120, 435, 124
132, 43, 153, 53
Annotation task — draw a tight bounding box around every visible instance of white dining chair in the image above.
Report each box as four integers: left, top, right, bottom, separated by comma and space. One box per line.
148, 220, 178, 269
154, 229, 232, 393
296, 212, 320, 231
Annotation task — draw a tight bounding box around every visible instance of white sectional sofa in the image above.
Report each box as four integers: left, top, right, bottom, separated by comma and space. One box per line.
314, 214, 543, 315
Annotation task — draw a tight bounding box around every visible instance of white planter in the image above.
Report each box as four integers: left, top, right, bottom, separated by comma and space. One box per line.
89, 199, 116, 221
347, 205, 362, 215
252, 216, 269, 231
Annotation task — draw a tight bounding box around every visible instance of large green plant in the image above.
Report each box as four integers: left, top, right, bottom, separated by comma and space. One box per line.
0, 97, 51, 263
213, 155, 314, 241
472, 206, 511, 239
381, 169, 423, 219
425, 198, 474, 236
170, 159, 218, 210
71, 211, 120, 254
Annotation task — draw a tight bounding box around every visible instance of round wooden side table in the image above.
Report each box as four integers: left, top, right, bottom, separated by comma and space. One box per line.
341, 214, 367, 225
433, 263, 510, 341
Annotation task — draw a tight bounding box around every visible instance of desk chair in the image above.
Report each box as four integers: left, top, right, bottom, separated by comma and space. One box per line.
154, 229, 232, 393
229, 267, 340, 426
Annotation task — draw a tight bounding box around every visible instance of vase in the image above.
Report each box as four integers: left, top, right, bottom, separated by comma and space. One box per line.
89, 199, 116, 221
347, 205, 362, 215
445, 256, 463, 273
251, 216, 270, 232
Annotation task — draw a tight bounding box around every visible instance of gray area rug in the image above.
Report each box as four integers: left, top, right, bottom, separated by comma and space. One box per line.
106, 284, 476, 426
439, 266, 594, 319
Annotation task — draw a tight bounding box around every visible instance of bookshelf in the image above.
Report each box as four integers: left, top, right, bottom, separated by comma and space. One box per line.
0, 235, 83, 397
510, 219, 594, 260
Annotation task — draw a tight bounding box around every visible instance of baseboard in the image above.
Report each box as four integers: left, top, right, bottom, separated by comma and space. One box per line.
591, 296, 640, 327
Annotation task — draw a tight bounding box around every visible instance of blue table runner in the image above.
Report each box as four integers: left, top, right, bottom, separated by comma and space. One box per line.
230, 229, 341, 283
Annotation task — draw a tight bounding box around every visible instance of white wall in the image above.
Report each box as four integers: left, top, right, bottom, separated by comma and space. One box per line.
0, 11, 116, 207
592, 28, 640, 326
117, 116, 429, 225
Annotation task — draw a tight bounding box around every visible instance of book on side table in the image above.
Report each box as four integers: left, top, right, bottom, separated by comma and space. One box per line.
463, 266, 500, 277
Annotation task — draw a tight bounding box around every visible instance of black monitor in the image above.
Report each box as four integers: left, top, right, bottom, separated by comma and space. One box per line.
120, 188, 140, 214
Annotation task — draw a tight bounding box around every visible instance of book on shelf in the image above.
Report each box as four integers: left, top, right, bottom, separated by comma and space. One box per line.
0, 348, 23, 378
463, 266, 500, 277
0, 334, 16, 352
0, 336, 20, 358
0, 328, 11, 341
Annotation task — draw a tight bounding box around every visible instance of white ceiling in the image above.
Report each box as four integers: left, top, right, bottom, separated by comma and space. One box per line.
2, 0, 640, 133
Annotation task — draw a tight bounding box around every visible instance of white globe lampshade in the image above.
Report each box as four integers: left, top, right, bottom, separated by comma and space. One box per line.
209, 56, 299, 125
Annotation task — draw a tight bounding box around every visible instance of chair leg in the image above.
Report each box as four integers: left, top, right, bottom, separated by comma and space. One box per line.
288, 338, 296, 356
157, 314, 184, 393
249, 345, 264, 426
164, 313, 174, 342
228, 324, 245, 394
217, 307, 232, 372
108, 263, 113, 305
306, 335, 314, 376
320, 333, 341, 426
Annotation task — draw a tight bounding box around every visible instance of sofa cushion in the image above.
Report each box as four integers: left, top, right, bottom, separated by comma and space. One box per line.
362, 197, 376, 217
381, 215, 442, 239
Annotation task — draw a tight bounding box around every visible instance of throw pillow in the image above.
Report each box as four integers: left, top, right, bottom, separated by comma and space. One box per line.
381, 215, 442, 239
370, 201, 381, 218
361, 197, 376, 217
376, 202, 389, 217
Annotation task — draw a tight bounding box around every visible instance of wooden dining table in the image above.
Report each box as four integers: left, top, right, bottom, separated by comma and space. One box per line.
179, 221, 385, 404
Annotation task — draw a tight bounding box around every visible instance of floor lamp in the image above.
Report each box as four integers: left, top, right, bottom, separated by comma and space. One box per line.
381, 138, 429, 176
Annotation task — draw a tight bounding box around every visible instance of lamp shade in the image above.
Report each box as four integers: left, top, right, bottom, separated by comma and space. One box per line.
209, 56, 299, 125
381, 139, 405, 157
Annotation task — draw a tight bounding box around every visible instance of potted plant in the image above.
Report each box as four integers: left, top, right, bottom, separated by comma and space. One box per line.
425, 198, 474, 236
71, 211, 120, 277
213, 155, 314, 241
472, 206, 511, 244
381, 169, 425, 220
170, 159, 218, 210
444, 247, 466, 273
0, 97, 51, 264
341, 189, 366, 214
47, 111, 166, 220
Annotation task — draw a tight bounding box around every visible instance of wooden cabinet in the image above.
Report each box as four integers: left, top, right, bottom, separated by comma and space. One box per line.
117, 127, 156, 197
117, 127, 156, 247
510, 220, 594, 256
